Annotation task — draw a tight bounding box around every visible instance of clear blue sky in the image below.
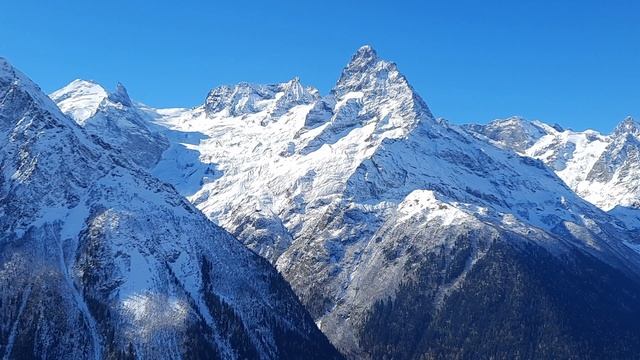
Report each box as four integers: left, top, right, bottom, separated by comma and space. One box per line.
1, 0, 638, 132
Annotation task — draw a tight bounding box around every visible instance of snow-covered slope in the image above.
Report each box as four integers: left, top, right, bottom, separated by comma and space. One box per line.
53, 46, 640, 359
466, 116, 640, 229
52, 80, 169, 169
0, 58, 341, 360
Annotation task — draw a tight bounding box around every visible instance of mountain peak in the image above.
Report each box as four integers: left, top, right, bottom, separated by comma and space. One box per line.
50, 79, 109, 123
613, 116, 639, 136
0, 57, 34, 89
334, 45, 405, 96
465, 116, 552, 152
492, 116, 527, 125
0, 57, 14, 78
281, 76, 302, 92
270, 77, 318, 117
68, 78, 103, 89
1, 58, 65, 120
203, 77, 319, 118
287, 76, 301, 85
107, 82, 132, 106
331, 45, 434, 129
350, 45, 378, 66
337, 45, 381, 84
51, 79, 107, 101
0, 57, 20, 81
280, 76, 315, 100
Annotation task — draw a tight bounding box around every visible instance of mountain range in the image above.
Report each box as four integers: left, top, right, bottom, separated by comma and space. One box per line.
2, 46, 640, 359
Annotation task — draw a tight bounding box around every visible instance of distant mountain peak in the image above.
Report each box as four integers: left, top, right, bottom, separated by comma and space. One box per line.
51, 80, 133, 120
204, 78, 318, 118
280, 76, 306, 97
334, 45, 390, 95
613, 116, 639, 137
488, 116, 528, 127
271, 77, 318, 116
1, 59, 71, 126
50, 79, 108, 123
347, 45, 378, 69
287, 76, 301, 84
107, 82, 132, 106
0, 57, 15, 78
63, 78, 97, 88
332, 46, 433, 125
464, 116, 552, 152
204, 82, 269, 116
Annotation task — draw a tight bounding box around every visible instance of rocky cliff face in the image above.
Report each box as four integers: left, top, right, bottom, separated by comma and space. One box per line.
1, 58, 341, 360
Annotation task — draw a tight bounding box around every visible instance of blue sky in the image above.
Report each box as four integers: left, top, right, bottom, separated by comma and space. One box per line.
1, 0, 638, 131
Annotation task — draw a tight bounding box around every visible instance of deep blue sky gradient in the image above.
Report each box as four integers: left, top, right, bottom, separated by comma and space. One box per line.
1, 0, 638, 131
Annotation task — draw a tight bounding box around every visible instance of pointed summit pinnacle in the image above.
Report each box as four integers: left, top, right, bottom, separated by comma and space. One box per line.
355, 44, 377, 56
0, 57, 12, 76
271, 77, 318, 116
346, 45, 379, 71
108, 82, 132, 106
613, 116, 639, 136
334, 45, 387, 95
621, 115, 636, 126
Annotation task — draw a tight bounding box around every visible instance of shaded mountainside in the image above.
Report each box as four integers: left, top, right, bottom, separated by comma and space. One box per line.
0, 58, 341, 359
360, 238, 640, 360
51, 46, 640, 359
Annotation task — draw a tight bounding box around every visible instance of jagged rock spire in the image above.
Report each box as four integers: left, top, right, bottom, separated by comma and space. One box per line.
50, 79, 109, 124
331, 45, 435, 127
334, 45, 386, 95
108, 82, 132, 106
204, 78, 318, 118
271, 77, 318, 115
344, 45, 379, 72
0, 57, 74, 128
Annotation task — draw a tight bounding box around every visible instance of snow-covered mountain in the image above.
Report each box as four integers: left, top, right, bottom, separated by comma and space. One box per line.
51, 80, 169, 169
53, 46, 640, 359
0, 58, 342, 359
465, 116, 640, 229
50, 78, 108, 124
